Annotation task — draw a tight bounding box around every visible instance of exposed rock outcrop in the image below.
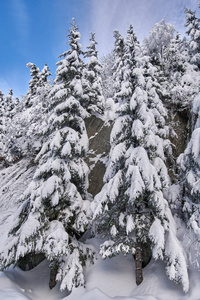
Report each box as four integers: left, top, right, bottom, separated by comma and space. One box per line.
85, 115, 113, 197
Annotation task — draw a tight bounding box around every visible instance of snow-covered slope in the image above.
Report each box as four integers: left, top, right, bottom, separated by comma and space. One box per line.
1, 237, 200, 300
0, 260, 69, 300
1, 160, 200, 300
0, 159, 36, 250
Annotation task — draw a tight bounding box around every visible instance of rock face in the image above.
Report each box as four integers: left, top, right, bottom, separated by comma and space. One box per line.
166, 107, 190, 183
170, 109, 190, 159
85, 115, 113, 197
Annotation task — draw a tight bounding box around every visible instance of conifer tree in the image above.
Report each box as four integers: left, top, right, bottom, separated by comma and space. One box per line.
1, 89, 19, 163
177, 93, 200, 267
4, 89, 15, 117
92, 29, 189, 292
112, 30, 126, 103
0, 90, 5, 159
39, 63, 51, 86
82, 32, 105, 115
143, 19, 175, 67
23, 62, 52, 155
166, 33, 186, 76
26, 63, 40, 107
3, 63, 51, 162
112, 26, 140, 106
54, 18, 84, 109
166, 33, 198, 109
185, 8, 200, 69
0, 90, 4, 131
100, 51, 115, 99
0, 19, 93, 292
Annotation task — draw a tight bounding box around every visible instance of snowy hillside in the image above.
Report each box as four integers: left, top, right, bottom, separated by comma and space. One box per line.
1, 161, 199, 300
0, 159, 36, 242
0, 164, 199, 300
1, 238, 200, 300
2, 7, 200, 300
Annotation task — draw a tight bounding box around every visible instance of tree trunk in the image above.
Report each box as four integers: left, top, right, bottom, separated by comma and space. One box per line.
135, 238, 143, 285
49, 266, 58, 289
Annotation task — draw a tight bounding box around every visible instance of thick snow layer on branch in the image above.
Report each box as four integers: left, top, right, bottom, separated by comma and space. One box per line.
149, 218, 165, 260
126, 215, 135, 234
40, 175, 61, 205
188, 129, 200, 160
61, 141, 72, 156
110, 116, 131, 145
131, 120, 144, 140
50, 131, 61, 149
130, 87, 147, 111
193, 94, 200, 115
104, 142, 126, 180
19, 213, 41, 243
165, 231, 189, 293
44, 220, 69, 258
126, 165, 145, 202
126, 146, 161, 192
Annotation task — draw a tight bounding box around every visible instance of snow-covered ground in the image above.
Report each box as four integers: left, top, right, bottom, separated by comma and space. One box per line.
1, 240, 200, 300
1, 159, 200, 300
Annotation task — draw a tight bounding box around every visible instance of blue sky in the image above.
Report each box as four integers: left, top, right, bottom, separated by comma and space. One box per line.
0, 0, 199, 99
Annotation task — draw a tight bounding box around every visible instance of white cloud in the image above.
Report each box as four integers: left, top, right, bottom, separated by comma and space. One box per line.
89, 0, 166, 55
10, 0, 30, 40
89, 0, 200, 56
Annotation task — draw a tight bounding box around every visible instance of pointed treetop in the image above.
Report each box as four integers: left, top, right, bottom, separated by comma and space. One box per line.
126, 25, 138, 45
39, 63, 51, 84
85, 32, 98, 58
113, 30, 125, 59
68, 17, 79, 35
9, 89, 13, 96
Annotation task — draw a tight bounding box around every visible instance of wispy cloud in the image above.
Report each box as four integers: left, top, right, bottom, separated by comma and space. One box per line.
90, 0, 200, 56
90, 0, 167, 55
10, 0, 30, 41
163, 0, 199, 36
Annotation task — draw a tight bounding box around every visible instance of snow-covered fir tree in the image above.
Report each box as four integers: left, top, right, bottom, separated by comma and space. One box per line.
117, 25, 140, 103
169, 36, 199, 111
2, 63, 52, 163
4, 89, 15, 116
112, 29, 126, 103
82, 32, 105, 116
177, 93, 200, 268
100, 51, 115, 99
166, 33, 187, 76
185, 8, 200, 69
24, 62, 52, 148
53, 19, 85, 112
0, 90, 5, 161
39, 63, 51, 86
92, 28, 189, 292
0, 91, 4, 132
176, 9, 200, 255
0, 19, 94, 292
143, 19, 175, 68
111, 25, 140, 106
0, 89, 19, 163
26, 63, 40, 107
